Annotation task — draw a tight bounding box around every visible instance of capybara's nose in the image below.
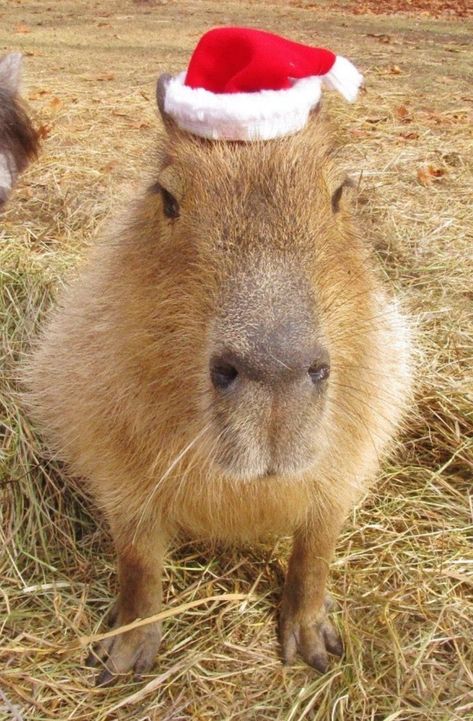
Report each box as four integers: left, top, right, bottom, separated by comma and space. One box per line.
210, 339, 330, 391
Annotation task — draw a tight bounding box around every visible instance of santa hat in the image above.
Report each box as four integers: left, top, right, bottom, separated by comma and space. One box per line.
162, 27, 363, 141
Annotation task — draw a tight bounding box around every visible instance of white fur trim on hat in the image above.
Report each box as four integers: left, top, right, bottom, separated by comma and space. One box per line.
323, 55, 363, 103
164, 72, 324, 141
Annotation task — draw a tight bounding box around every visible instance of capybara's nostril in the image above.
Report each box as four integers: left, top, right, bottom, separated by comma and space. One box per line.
308, 362, 330, 385
210, 359, 239, 391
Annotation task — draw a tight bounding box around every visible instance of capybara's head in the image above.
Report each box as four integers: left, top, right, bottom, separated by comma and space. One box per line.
0, 53, 39, 208
144, 77, 393, 484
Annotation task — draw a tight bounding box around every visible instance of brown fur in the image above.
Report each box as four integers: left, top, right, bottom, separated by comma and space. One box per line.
0, 53, 39, 207
26, 107, 411, 683
0, 89, 39, 168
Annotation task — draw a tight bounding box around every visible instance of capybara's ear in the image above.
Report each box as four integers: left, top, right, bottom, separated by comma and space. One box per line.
156, 73, 176, 132
0, 52, 22, 94
331, 176, 356, 214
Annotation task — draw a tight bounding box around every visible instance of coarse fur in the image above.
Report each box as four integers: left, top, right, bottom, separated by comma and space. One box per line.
0, 53, 39, 207
26, 104, 411, 683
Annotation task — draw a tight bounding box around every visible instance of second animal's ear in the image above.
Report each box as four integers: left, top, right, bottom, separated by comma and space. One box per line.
156, 74, 176, 132
0, 53, 22, 95
331, 177, 355, 214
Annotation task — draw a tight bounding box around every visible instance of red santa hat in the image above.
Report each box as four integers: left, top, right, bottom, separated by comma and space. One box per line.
162, 27, 363, 141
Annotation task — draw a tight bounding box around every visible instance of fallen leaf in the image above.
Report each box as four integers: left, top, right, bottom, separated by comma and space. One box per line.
15, 23, 31, 34
48, 96, 62, 110
101, 160, 119, 173
417, 167, 431, 186
428, 164, 446, 178
351, 129, 369, 138
395, 104, 411, 122
366, 32, 392, 43
37, 124, 52, 139
388, 65, 402, 75
28, 89, 50, 100
417, 165, 447, 185
400, 131, 419, 140
344, 0, 471, 19
128, 120, 152, 129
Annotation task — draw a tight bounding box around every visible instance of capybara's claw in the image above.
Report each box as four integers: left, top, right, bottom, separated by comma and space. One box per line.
87, 623, 161, 686
279, 596, 343, 671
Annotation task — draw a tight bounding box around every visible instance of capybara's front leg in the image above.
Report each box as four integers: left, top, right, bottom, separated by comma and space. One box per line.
280, 513, 344, 672
86, 528, 167, 686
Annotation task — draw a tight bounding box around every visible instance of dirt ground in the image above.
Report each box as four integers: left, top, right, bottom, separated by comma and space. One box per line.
341, 0, 473, 18
0, 2, 472, 720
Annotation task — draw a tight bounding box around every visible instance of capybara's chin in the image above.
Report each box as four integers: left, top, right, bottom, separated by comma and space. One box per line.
209, 435, 322, 483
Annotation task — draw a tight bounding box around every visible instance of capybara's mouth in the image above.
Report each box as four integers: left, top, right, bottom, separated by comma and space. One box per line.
211, 443, 314, 483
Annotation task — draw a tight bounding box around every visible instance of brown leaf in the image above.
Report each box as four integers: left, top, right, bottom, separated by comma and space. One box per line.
350, 129, 369, 138
417, 164, 447, 185
128, 120, 152, 130
417, 167, 431, 186
15, 23, 31, 34
37, 124, 52, 139
428, 164, 446, 178
28, 89, 50, 100
388, 65, 402, 75
395, 105, 411, 122
101, 160, 119, 173
48, 96, 63, 110
343, 0, 471, 19
366, 32, 392, 43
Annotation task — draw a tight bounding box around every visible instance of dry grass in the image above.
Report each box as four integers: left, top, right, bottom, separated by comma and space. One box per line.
1, 2, 472, 720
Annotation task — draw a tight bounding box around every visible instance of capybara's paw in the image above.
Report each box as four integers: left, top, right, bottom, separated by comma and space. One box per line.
86, 621, 162, 687
279, 595, 343, 672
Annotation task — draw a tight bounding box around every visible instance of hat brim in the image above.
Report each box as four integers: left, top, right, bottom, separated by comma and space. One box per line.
164, 72, 323, 141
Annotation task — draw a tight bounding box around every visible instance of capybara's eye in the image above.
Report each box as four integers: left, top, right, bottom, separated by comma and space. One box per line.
161, 187, 180, 219
308, 363, 330, 384
210, 361, 238, 391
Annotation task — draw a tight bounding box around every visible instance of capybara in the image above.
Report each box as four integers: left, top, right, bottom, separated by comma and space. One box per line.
26, 72, 411, 685
0, 53, 38, 208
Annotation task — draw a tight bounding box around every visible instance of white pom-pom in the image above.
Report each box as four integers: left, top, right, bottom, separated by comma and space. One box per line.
323, 55, 363, 103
